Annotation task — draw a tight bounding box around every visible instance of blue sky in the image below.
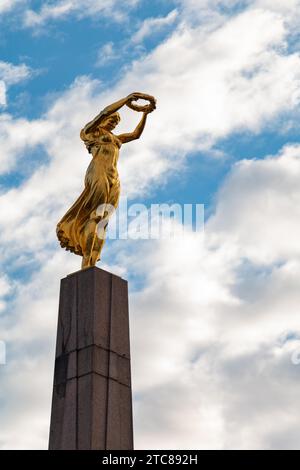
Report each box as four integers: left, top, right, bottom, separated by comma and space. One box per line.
1, 0, 300, 449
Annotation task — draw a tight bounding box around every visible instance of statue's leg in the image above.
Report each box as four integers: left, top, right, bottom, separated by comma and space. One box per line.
90, 236, 103, 266
108, 182, 120, 209
82, 183, 119, 268
86, 184, 120, 267
81, 210, 100, 269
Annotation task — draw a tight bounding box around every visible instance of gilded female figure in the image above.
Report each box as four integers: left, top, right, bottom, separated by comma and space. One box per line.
56, 92, 156, 269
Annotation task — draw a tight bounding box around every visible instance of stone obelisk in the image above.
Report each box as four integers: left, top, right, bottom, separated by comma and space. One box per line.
48, 266, 133, 450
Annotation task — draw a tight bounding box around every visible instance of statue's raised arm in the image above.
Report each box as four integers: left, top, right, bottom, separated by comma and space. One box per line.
83, 93, 156, 134
56, 92, 156, 269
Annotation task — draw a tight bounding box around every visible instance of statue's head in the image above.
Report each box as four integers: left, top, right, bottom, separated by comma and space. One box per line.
100, 112, 121, 131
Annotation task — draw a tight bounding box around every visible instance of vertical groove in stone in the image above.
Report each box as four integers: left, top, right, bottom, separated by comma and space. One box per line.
75, 274, 79, 450
104, 273, 113, 450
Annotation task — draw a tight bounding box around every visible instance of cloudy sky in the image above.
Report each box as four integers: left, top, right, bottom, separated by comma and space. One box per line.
1, 0, 300, 450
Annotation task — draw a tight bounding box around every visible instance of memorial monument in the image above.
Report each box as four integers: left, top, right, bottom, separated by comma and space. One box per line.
49, 92, 156, 450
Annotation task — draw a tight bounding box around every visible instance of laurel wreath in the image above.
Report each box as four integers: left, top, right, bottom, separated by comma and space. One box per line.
126, 96, 156, 112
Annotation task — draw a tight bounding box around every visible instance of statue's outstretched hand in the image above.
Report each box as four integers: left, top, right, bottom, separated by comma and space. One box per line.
144, 101, 156, 114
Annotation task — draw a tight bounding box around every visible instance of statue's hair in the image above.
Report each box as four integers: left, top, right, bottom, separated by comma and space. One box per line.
101, 112, 121, 123
84, 112, 121, 154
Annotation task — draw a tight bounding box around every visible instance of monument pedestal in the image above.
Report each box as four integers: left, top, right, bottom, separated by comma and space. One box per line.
49, 266, 133, 450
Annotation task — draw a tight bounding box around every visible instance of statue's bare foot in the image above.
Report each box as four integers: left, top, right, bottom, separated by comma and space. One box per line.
81, 255, 91, 269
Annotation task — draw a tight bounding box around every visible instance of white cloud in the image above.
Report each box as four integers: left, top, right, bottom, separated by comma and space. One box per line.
0, 274, 12, 312
0, 0, 24, 15
96, 42, 119, 66
255, 0, 300, 16
0, 61, 32, 108
24, 1, 74, 26
0, 275, 12, 297
23, 0, 139, 27
131, 9, 178, 44
205, 146, 300, 354
209, 144, 300, 264
0, 113, 55, 172
178, 0, 300, 20
0, 82, 6, 107
0, 61, 31, 85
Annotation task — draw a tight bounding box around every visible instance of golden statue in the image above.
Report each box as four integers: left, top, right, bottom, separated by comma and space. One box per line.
56, 92, 156, 269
